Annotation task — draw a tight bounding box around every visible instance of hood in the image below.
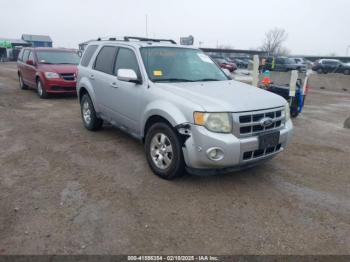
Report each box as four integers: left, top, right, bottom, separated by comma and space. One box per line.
38, 64, 78, 74
154, 80, 287, 112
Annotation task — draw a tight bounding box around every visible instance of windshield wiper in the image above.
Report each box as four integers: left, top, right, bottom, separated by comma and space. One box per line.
153, 78, 194, 83
193, 78, 221, 82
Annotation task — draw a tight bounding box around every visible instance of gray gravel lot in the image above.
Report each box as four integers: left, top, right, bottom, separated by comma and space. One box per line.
0, 62, 349, 255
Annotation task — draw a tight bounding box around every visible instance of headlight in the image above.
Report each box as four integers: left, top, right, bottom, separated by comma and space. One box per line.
194, 112, 232, 133
44, 72, 60, 79
285, 103, 291, 121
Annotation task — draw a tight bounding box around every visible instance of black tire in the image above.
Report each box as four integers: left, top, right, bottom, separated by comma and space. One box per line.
290, 98, 299, 118
18, 73, 27, 90
80, 94, 103, 131
317, 68, 323, 74
36, 79, 48, 99
145, 122, 185, 180
344, 69, 350, 75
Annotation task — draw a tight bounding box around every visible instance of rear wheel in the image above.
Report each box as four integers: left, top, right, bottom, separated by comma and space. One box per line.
80, 94, 103, 131
37, 79, 48, 99
18, 74, 27, 90
145, 122, 185, 179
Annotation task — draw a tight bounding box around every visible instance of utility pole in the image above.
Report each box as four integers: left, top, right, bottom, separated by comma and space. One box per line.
146, 15, 148, 38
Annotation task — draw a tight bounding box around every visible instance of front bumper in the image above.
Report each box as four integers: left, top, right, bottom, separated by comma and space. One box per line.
42, 78, 77, 94
182, 119, 293, 175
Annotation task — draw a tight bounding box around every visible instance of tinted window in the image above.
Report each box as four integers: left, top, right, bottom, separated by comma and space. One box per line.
114, 48, 141, 78
22, 50, 30, 62
94, 46, 118, 75
81, 45, 98, 67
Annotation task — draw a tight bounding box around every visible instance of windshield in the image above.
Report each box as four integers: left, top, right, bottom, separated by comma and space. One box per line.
36, 51, 80, 65
140, 47, 228, 82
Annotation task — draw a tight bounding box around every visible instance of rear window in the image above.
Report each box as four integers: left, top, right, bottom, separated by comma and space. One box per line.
93, 46, 118, 75
81, 45, 98, 67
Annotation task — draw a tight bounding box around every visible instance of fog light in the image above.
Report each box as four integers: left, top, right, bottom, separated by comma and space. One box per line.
206, 147, 224, 161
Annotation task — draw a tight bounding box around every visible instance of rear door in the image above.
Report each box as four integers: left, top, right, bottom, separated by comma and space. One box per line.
26, 51, 37, 86
91, 46, 119, 121
20, 49, 30, 83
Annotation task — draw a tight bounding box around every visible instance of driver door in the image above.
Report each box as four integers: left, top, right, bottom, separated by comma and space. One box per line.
110, 47, 144, 134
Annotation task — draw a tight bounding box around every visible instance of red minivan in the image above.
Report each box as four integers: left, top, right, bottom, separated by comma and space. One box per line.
17, 48, 80, 98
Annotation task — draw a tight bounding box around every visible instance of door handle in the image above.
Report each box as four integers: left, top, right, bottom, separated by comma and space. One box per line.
110, 82, 118, 88
89, 74, 95, 80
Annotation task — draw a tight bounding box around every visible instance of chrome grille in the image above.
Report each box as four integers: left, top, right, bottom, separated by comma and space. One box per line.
60, 73, 76, 81
232, 107, 285, 138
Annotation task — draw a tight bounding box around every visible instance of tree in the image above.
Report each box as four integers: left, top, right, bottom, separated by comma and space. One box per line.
260, 28, 288, 56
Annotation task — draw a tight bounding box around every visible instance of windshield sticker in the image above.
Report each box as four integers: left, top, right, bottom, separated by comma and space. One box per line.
153, 70, 163, 77
198, 53, 213, 63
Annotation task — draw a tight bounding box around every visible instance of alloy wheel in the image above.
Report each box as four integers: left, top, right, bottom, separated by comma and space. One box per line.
150, 133, 173, 170
82, 101, 91, 125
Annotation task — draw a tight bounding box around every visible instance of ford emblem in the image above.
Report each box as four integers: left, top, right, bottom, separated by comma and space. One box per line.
260, 117, 273, 127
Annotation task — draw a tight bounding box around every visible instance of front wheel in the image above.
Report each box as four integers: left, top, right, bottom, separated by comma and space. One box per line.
37, 79, 48, 99
80, 94, 103, 131
145, 122, 185, 179
344, 69, 350, 75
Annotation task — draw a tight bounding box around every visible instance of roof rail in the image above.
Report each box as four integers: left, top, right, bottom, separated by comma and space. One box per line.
124, 36, 176, 44
97, 37, 121, 41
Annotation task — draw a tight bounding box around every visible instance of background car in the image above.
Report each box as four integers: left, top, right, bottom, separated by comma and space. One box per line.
228, 57, 249, 69
17, 47, 80, 98
312, 59, 350, 74
212, 57, 237, 72
265, 57, 306, 72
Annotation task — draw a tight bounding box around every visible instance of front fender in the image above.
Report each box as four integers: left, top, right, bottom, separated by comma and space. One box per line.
77, 76, 100, 112
141, 100, 189, 137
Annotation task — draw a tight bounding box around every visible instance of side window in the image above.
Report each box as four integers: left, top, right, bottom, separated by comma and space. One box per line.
28, 51, 34, 62
22, 50, 30, 63
114, 48, 141, 78
18, 50, 24, 61
93, 46, 118, 75
81, 45, 98, 67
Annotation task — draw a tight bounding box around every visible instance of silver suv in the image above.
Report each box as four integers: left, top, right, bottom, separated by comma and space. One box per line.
77, 37, 293, 179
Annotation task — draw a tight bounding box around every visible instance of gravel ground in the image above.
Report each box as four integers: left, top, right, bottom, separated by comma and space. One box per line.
0, 62, 349, 255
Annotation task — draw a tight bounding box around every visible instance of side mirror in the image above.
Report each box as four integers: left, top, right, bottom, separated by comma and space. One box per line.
26, 60, 35, 66
222, 68, 231, 77
117, 69, 140, 83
